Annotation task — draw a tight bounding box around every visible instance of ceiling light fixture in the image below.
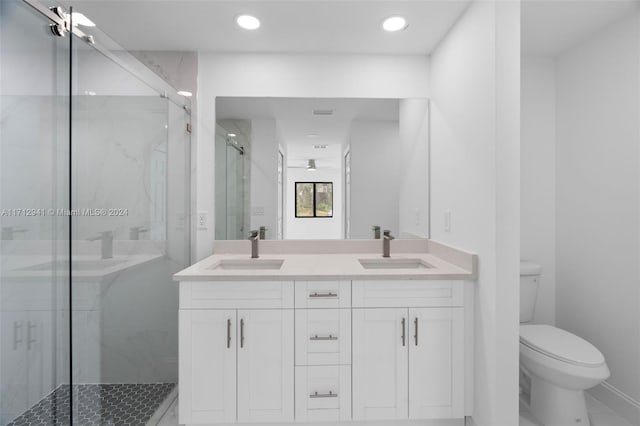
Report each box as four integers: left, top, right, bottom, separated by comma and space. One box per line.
177, 90, 192, 97
382, 16, 408, 32
71, 12, 96, 27
236, 14, 261, 30
227, 133, 237, 137
307, 159, 317, 172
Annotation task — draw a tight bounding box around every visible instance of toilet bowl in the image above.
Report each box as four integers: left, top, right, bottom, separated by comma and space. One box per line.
520, 324, 610, 426
519, 262, 610, 426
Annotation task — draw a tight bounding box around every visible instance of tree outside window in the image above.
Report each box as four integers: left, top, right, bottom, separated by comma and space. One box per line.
295, 182, 333, 218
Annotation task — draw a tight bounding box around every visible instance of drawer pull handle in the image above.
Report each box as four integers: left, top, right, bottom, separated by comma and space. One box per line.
309, 292, 338, 298
310, 334, 338, 341
414, 317, 419, 346
226, 319, 231, 348
310, 391, 338, 398
401, 317, 406, 347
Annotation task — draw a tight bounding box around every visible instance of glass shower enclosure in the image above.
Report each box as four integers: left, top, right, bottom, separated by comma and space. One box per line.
0, 0, 191, 424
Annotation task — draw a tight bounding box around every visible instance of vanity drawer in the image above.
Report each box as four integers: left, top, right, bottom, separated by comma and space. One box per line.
295, 281, 350, 309
295, 309, 351, 366
180, 281, 294, 309
352, 280, 463, 308
295, 366, 351, 421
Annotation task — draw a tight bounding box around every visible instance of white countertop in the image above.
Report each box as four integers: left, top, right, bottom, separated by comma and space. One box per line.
174, 240, 477, 282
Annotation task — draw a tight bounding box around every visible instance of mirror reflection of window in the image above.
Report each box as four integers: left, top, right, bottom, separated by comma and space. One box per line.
295, 182, 333, 218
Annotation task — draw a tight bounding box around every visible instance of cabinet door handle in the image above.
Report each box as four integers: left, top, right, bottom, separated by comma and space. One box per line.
309, 292, 338, 298
414, 317, 418, 346
401, 317, 406, 347
227, 319, 231, 349
13, 321, 23, 350
310, 391, 338, 398
310, 334, 338, 341
27, 321, 37, 351
240, 318, 245, 348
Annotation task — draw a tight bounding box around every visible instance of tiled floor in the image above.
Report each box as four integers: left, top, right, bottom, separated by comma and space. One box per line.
520, 393, 635, 426
7, 383, 176, 426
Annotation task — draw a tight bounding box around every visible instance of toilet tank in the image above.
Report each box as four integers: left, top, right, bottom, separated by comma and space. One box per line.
520, 261, 542, 323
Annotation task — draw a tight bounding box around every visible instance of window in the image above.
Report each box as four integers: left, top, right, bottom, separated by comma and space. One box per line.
295, 182, 333, 218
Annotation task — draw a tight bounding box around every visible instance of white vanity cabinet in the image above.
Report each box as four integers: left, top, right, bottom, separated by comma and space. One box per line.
179, 278, 469, 425
179, 281, 294, 425
352, 280, 465, 421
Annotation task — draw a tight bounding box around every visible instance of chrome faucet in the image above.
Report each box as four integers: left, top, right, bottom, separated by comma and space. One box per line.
87, 230, 113, 259
249, 230, 259, 259
129, 226, 148, 240
382, 230, 394, 258
372, 225, 381, 239
1, 226, 28, 240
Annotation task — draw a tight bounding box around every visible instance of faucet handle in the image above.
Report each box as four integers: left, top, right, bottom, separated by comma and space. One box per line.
249, 230, 259, 239
383, 230, 395, 240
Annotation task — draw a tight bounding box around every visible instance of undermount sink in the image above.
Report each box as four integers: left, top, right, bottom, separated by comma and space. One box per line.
211, 259, 285, 270
21, 259, 127, 271
358, 258, 432, 270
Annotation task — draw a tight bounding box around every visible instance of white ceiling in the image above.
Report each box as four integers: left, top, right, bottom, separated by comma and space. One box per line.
216, 97, 400, 169
63, 1, 471, 55
522, 0, 639, 56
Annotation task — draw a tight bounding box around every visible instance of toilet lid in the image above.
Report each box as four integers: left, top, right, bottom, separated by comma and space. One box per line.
520, 324, 605, 367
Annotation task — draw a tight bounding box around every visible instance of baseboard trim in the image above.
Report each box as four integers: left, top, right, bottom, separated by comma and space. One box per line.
589, 381, 640, 425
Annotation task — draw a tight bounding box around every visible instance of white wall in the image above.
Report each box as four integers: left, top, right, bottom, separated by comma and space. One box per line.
429, 1, 520, 425
521, 56, 556, 325
285, 168, 342, 239
349, 120, 400, 239
196, 53, 429, 257
399, 99, 430, 238
556, 14, 640, 423
249, 119, 278, 237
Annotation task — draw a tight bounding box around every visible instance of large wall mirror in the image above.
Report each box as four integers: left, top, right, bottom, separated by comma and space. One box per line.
215, 97, 430, 240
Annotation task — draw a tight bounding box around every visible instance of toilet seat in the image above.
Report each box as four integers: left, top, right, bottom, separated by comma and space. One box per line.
520, 324, 605, 368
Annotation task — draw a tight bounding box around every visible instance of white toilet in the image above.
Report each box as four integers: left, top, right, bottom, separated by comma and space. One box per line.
520, 261, 610, 426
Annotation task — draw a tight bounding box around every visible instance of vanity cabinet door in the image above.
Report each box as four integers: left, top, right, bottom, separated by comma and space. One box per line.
352, 308, 408, 421
237, 309, 294, 423
179, 310, 236, 425
409, 307, 464, 419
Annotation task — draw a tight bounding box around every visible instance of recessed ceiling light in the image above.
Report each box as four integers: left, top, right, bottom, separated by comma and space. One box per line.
177, 90, 192, 97
307, 133, 319, 138
236, 14, 260, 30
71, 12, 95, 27
382, 16, 408, 32
227, 133, 237, 137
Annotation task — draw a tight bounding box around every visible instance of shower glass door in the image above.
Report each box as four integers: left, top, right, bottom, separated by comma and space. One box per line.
0, 0, 71, 424
69, 19, 190, 425
1, 1, 191, 424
